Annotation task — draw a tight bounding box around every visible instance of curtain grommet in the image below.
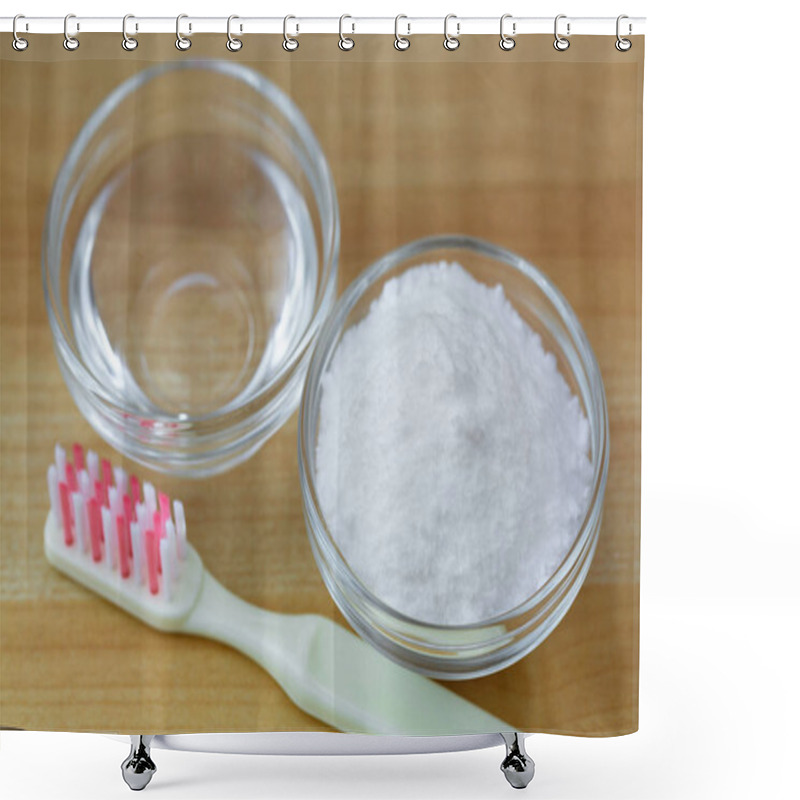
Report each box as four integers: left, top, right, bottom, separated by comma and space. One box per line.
283, 15, 299, 52
338, 14, 355, 51
615, 15, 632, 51
226, 15, 243, 52
499, 14, 516, 51
554, 14, 570, 51
121, 14, 138, 51
63, 14, 80, 51
444, 14, 460, 51
394, 15, 410, 51
12, 14, 29, 51
175, 14, 192, 51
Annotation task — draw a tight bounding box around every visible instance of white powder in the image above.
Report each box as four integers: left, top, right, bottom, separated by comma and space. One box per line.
315, 262, 593, 626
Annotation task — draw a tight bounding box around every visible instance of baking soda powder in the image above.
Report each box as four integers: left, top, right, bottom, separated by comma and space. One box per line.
315, 262, 593, 625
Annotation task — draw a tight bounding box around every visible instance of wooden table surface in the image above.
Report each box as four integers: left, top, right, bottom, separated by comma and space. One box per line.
1, 35, 642, 735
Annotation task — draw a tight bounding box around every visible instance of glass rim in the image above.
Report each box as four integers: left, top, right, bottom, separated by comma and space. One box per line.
298, 234, 610, 635
42, 59, 340, 426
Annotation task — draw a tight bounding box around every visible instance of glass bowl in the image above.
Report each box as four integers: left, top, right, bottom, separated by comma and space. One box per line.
298, 235, 609, 680
43, 61, 339, 477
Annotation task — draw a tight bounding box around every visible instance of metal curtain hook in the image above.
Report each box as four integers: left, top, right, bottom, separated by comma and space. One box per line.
12, 14, 29, 51
283, 15, 299, 51
176, 14, 191, 51
227, 15, 243, 51
554, 14, 570, 51
339, 14, 355, 50
500, 14, 516, 51
394, 15, 410, 51
122, 14, 138, 51
444, 14, 460, 51
63, 13, 79, 51
616, 14, 632, 51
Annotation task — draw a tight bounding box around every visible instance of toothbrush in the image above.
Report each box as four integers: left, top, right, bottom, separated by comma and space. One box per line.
44, 443, 512, 736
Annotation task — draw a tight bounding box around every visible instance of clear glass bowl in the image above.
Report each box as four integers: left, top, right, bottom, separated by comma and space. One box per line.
43, 61, 339, 477
298, 236, 609, 679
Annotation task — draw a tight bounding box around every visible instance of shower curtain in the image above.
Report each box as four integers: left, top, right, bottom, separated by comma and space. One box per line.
0, 30, 642, 738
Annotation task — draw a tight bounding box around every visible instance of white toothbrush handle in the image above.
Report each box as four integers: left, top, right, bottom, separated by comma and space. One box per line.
183, 570, 512, 735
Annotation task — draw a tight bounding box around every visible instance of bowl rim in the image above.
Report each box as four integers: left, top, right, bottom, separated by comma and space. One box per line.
42, 59, 340, 426
298, 234, 610, 634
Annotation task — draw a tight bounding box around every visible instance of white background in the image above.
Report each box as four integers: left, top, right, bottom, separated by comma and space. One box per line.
2, 1, 799, 798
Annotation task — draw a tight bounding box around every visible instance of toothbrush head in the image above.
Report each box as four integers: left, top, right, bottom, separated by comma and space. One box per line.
44, 443, 204, 631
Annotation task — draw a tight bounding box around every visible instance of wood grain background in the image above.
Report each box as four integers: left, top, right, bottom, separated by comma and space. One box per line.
0, 34, 642, 735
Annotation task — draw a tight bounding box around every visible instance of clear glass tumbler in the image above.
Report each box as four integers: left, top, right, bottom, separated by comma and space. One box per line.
44, 61, 339, 477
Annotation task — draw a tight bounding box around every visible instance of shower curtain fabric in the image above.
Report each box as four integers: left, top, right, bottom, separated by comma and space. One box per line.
0, 32, 643, 736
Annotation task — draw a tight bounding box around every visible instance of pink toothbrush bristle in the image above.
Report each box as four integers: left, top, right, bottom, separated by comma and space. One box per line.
158, 492, 171, 521
87, 450, 99, 482
165, 519, 178, 569
123, 495, 134, 556
113, 466, 127, 494
88, 497, 103, 562
152, 512, 163, 572
79, 469, 92, 502
117, 516, 131, 579
136, 502, 147, 528
49, 444, 188, 590
72, 443, 85, 472
143, 482, 156, 518
130, 522, 143, 585
71, 492, 86, 552
174, 500, 187, 561
102, 507, 115, 569
59, 482, 74, 545
160, 538, 173, 601
55, 444, 67, 482
101, 459, 113, 495
122, 514, 133, 559
108, 486, 119, 519
130, 475, 141, 506
66, 462, 78, 492
145, 529, 160, 595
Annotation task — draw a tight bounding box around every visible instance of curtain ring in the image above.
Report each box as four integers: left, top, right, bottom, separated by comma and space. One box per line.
553, 14, 570, 51
63, 13, 79, 51
338, 14, 355, 51
443, 14, 460, 51
227, 15, 243, 51
122, 14, 138, 51
394, 15, 410, 51
12, 14, 29, 51
176, 14, 191, 51
499, 14, 516, 51
283, 15, 299, 51
615, 14, 632, 51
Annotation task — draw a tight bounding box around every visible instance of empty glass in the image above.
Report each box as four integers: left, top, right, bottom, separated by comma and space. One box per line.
43, 62, 339, 477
